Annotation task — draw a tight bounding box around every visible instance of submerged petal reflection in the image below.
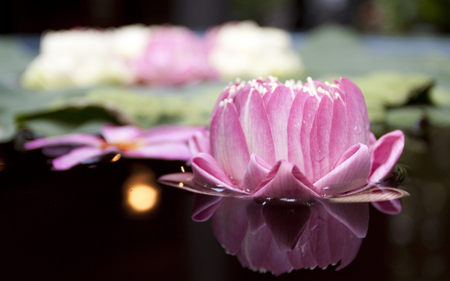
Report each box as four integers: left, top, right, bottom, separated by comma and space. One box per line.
206, 197, 363, 275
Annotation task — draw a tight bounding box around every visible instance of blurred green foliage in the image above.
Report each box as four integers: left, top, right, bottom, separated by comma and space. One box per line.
1, 25, 450, 141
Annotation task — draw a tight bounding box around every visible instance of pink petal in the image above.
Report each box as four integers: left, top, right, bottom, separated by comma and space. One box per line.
266, 86, 295, 160
299, 95, 321, 182
328, 97, 348, 170
238, 86, 276, 165
242, 154, 272, 193
211, 198, 250, 255
101, 125, 144, 144
210, 100, 250, 184
188, 130, 210, 155
310, 95, 334, 181
210, 84, 238, 120
326, 186, 409, 203
336, 233, 363, 270
246, 202, 266, 234
190, 153, 247, 195
314, 143, 371, 195
371, 199, 402, 215
238, 226, 273, 270
124, 143, 192, 160
261, 240, 294, 275
318, 201, 369, 238
158, 154, 247, 197
286, 91, 310, 174
262, 204, 311, 251
307, 204, 334, 268
369, 130, 405, 183
159, 172, 241, 198
339, 77, 370, 146
142, 125, 207, 143
287, 230, 317, 269
52, 146, 107, 170
192, 194, 223, 222
24, 133, 104, 150
252, 160, 320, 200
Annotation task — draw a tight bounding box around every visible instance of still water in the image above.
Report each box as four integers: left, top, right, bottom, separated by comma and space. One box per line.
0, 124, 447, 281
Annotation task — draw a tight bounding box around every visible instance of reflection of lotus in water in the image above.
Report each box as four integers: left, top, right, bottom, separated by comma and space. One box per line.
199, 197, 363, 275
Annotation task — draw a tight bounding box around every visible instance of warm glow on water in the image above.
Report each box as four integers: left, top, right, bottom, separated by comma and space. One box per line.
127, 184, 158, 212
122, 166, 160, 216
111, 154, 121, 162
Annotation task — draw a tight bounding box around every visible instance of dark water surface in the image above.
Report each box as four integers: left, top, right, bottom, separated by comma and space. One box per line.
0, 125, 448, 281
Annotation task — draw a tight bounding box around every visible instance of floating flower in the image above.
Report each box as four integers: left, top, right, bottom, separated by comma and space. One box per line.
25, 124, 205, 170
159, 76, 409, 273
204, 21, 302, 80
130, 25, 217, 86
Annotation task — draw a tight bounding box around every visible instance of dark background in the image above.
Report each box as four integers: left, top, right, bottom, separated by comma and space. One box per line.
1, 0, 450, 34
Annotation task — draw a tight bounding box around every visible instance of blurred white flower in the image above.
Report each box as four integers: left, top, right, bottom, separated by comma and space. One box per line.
111, 24, 152, 60
21, 25, 149, 89
205, 21, 302, 80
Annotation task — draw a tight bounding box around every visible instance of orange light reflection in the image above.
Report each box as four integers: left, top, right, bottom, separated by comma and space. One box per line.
127, 184, 158, 212
122, 166, 160, 217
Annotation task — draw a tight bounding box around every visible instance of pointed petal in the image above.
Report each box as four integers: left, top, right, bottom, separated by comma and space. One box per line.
158, 154, 247, 197
191, 153, 247, 195
24, 134, 104, 150
192, 194, 223, 222
238, 87, 276, 165
310, 95, 334, 181
299, 96, 321, 182
52, 146, 106, 170
253, 160, 319, 200
210, 101, 250, 184
371, 199, 402, 215
101, 125, 143, 143
242, 154, 271, 193
314, 143, 371, 195
318, 201, 369, 238
211, 198, 250, 255
188, 130, 210, 155
287, 93, 316, 175
125, 143, 192, 160
266, 86, 294, 160
339, 77, 370, 146
326, 186, 409, 203
328, 97, 348, 169
262, 204, 311, 251
369, 130, 405, 183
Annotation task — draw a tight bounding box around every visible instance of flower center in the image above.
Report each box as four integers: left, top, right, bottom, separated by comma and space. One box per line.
101, 140, 143, 151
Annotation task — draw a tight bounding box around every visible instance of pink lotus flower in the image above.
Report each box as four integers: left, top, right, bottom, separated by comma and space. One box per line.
159, 76, 409, 273
130, 26, 217, 86
25, 124, 205, 170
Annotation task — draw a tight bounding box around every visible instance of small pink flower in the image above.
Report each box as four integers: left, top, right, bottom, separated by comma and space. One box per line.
25, 124, 206, 170
130, 26, 217, 86
159, 76, 409, 272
